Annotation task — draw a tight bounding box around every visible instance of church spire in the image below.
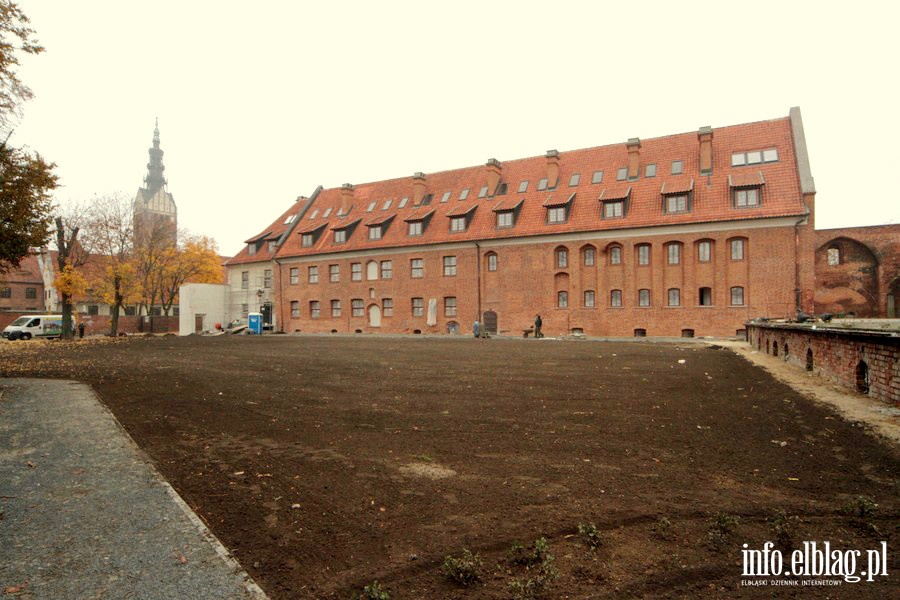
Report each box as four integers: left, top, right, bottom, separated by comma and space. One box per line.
144, 118, 166, 194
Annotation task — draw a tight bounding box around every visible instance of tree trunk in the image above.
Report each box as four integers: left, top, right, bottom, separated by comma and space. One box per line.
110, 274, 122, 336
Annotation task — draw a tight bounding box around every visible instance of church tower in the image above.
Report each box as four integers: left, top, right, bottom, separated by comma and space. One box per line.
133, 119, 177, 247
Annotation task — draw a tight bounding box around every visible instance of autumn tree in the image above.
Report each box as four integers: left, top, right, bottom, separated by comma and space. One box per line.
133, 216, 175, 316
54, 213, 88, 338
82, 194, 140, 335
0, 1, 56, 273
158, 233, 223, 316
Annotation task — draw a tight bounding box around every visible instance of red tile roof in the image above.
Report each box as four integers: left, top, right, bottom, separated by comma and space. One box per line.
492, 198, 523, 212
276, 114, 806, 259
543, 192, 576, 208
729, 171, 766, 187
660, 178, 694, 195
403, 209, 435, 222
227, 201, 307, 266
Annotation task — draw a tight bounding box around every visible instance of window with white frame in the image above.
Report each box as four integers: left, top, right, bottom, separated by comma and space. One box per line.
351, 262, 362, 281
408, 221, 423, 236
547, 206, 566, 223
664, 194, 689, 214
731, 239, 745, 260
308, 266, 319, 284
380, 260, 392, 279
331, 299, 341, 317
382, 298, 393, 316
301, 234, 314, 247
730, 286, 745, 306
329, 265, 339, 282
609, 246, 622, 265
637, 244, 650, 265
450, 216, 466, 232
497, 211, 514, 228
368, 225, 382, 240
444, 296, 457, 317
603, 201, 624, 218
697, 241, 711, 262
291, 301, 300, 318
443, 255, 457, 276
289, 267, 299, 285
583, 247, 595, 266
351, 299, 364, 317
411, 258, 424, 278
310, 301, 320, 318
557, 290, 568, 308
555, 247, 568, 268
667, 243, 681, 265
334, 229, 346, 243
264, 269, 273, 288
412, 297, 424, 316
638, 289, 651, 307
487, 252, 498, 272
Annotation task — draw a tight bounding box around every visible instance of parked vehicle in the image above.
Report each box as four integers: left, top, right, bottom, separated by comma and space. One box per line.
2, 315, 65, 340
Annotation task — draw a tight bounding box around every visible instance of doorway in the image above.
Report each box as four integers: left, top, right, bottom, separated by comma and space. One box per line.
368, 304, 382, 327
194, 314, 205, 333
483, 310, 498, 335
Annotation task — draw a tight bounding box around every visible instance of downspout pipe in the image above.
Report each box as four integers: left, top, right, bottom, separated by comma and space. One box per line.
474, 241, 482, 327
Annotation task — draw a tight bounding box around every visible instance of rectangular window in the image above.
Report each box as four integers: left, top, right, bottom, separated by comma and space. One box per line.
731, 286, 745, 306
568, 173, 580, 187
382, 298, 393, 316
584, 290, 595, 307
487, 253, 498, 271
731, 239, 745, 260
616, 167, 627, 181
289, 267, 299, 284
420, 193, 433, 205
557, 290, 568, 308
556, 248, 568, 268
322, 207, 332, 217
459, 188, 469, 200
301, 234, 314, 247
241, 303, 249, 317
440, 191, 451, 203
637, 245, 650, 265
412, 297, 424, 317
368, 226, 382, 240
668, 288, 681, 306
329, 264, 339, 282
591, 170, 604, 184
547, 206, 566, 223
398, 196, 409, 208
665, 194, 688, 214
334, 229, 346, 243
248, 243, 256, 256
497, 211, 514, 228
350, 262, 361, 281
351, 299, 364, 317
699, 287, 713, 306
366, 201, 377, 212
25, 287, 36, 299
667, 244, 681, 265
698, 241, 711, 262
610, 289, 622, 307
331, 299, 341, 317
308, 266, 319, 284
671, 160, 683, 175
263, 269, 273, 288
609, 246, 622, 265
290, 301, 300, 318
308, 209, 319, 220
411, 258, 424, 278
444, 296, 457, 317
241, 271, 249, 289
380, 260, 392, 280
310, 301, 320, 318
762, 148, 778, 162
734, 188, 760, 207
450, 216, 466, 232
478, 185, 488, 198
537, 178, 548, 191
603, 201, 623, 218
443, 255, 457, 276
382, 199, 392, 210
517, 180, 528, 193
268, 241, 277, 252
638, 289, 651, 307
645, 164, 657, 177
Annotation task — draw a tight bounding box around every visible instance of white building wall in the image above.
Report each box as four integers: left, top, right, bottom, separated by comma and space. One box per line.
179, 283, 229, 335
225, 262, 276, 329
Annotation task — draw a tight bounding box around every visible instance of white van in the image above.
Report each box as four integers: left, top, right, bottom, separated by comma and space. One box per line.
2, 315, 65, 341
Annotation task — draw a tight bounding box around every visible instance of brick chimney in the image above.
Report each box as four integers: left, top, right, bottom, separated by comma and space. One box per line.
485, 158, 502, 194
698, 126, 713, 175
626, 138, 641, 180
412, 172, 427, 205
340, 183, 354, 215
546, 150, 559, 188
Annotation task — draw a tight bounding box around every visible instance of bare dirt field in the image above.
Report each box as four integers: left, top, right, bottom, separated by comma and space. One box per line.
1, 335, 897, 599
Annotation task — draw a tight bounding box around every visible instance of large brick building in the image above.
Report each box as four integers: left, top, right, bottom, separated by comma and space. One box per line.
226, 108, 827, 338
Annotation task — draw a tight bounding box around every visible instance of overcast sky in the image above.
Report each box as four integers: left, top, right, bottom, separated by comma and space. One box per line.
11, 1, 899, 256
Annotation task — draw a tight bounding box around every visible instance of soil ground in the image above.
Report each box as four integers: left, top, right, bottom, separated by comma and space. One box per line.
1, 335, 897, 599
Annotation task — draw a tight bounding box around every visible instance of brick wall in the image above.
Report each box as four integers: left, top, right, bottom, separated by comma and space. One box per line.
815, 224, 900, 317
747, 323, 898, 405
277, 221, 813, 338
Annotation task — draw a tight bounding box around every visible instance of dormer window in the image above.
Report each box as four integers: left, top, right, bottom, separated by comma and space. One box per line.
544, 192, 575, 224
334, 229, 346, 243
665, 194, 689, 214
408, 221, 422, 236
301, 234, 314, 247
368, 225, 382, 240
660, 180, 693, 214
497, 212, 513, 228
599, 186, 631, 219
729, 172, 765, 208
603, 201, 624, 218
268, 240, 277, 252
492, 198, 523, 229
450, 216, 466, 232
247, 243, 257, 255
734, 187, 760, 207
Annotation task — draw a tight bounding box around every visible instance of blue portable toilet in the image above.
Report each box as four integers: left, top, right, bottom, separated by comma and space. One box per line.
248, 312, 263, 335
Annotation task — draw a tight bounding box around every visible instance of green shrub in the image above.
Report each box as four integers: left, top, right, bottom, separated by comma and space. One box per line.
441, 548, 482, 586
577, 522, 602, 549
356, 581, 389, 600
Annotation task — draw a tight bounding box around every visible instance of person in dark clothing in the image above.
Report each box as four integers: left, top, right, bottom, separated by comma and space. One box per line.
77, 321, 85, 339
534, 314, 543, 338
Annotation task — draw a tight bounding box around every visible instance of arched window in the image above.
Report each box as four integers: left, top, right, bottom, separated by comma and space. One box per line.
666, 242, 682, 265
607, 243, 623, 265
366, 260, 378, 280
638, 289, 651, 307
827, 246, 840, 266
555, 246, 568, 269
610, 289, 623, 307
699, 287, 713, 306
581, 245, 596, 266
485, 251, 498, 272
636, 244, 651, 265
667, 288, 681, 306
696, 239, 713, 262
730, 286, 745, 306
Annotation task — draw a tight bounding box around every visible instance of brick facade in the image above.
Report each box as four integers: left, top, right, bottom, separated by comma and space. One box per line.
747, 323, 899, 405
0, 254, 45, 313
814, 224, 900, 317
